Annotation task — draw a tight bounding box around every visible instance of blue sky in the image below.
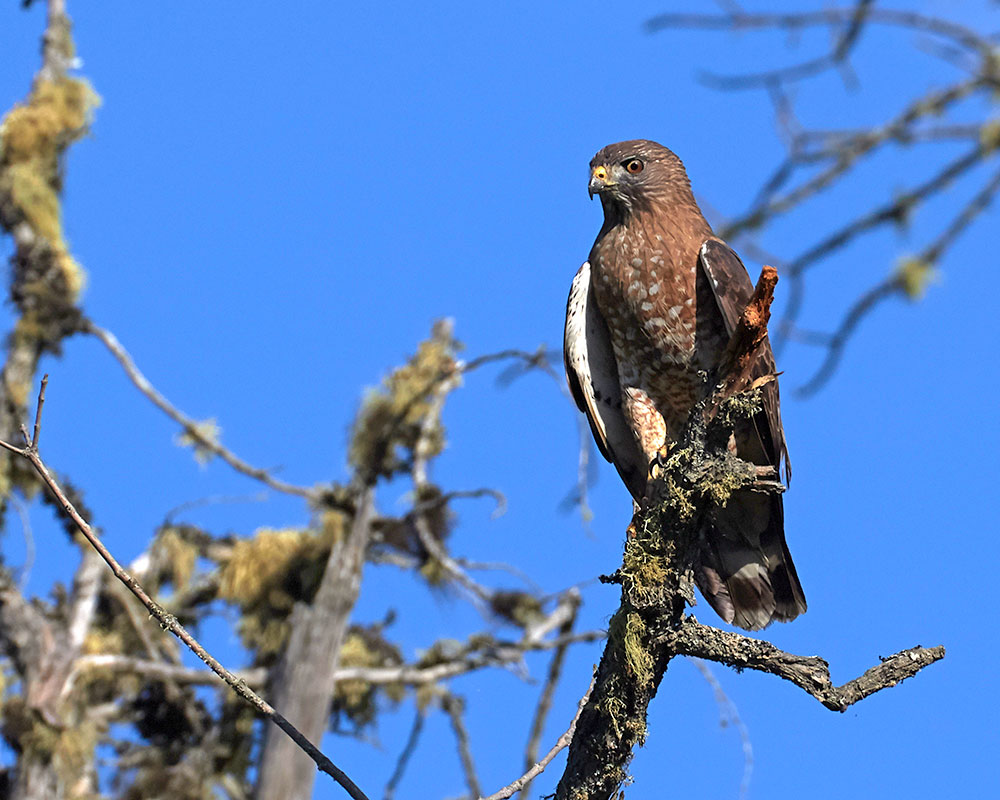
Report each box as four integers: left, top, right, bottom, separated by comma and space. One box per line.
1, 2, 997, 798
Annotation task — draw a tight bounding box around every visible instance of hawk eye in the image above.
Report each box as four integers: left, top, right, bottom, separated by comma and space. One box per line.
624, 158, 644, 174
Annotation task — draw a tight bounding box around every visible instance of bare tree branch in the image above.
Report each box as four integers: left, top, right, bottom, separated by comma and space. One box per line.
83, 321, 321, 501
480, 675, 595, 800
383, 709, 425, 800
659, 617, 945, 712
520, 591, 580, 800
645, 8, 993, 60
0, 378, 371, 800
688, 657, 753, 800
443, 694, 483, 799
689, 0, 877, 89
793, 277, 900, 397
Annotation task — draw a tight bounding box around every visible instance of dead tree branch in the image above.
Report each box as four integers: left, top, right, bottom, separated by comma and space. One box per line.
443, 694, 483, 799
658, 616, 945, 712
480, 676, 595, 800
0, 377, 371, 800
254, 486, 375, 800
84, 321, 320, 501
687, 657, 753, 800
519, 591, 580, 800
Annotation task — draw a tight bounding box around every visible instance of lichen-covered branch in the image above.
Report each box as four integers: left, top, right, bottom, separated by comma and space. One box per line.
657, 616, 944, 712
0, 0, 94, 500
552, 268, 943, 799
0, 380, 372, 800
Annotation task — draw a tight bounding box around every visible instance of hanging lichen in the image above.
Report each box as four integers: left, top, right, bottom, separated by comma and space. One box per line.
331, 624, 405, 730
895, 256, 938, 300
348, 322, 460, 480
218, 517, 346, 659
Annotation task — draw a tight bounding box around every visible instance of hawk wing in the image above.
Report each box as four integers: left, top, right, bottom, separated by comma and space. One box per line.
698, 239, 791, 481
696, 239, 805, 628
564, 261, 647, 500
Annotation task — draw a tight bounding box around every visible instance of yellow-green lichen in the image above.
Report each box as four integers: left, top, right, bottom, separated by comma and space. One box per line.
657, 474, 696, 522
1, 696, 100, 789
0, 77, 99, 299
622, 612, 654, 689
156, 526, 198, 592
621, 547, 670, 608
489, 590, 545, 628
349, 325, 459, 479
218, 522, 344, 656
981, 119, 1000, 152
895, 256, 939, 300
174, 419, 221, 465
332, 626, 405, 729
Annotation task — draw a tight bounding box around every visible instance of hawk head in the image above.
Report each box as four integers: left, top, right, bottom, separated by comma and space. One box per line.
588, 139, 690, 214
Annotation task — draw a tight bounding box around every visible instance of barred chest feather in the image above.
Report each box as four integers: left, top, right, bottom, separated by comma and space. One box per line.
589, 219, 718, 422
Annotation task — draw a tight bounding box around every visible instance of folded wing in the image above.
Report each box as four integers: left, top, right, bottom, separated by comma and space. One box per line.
564, 261, 647, 501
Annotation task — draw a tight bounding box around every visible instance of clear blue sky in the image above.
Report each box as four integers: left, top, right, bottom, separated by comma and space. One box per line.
1, 1, 997, 798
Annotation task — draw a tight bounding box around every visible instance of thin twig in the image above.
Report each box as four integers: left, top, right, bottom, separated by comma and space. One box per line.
480, 675, 596, 800
31, 374, 47, 448
796, 166, 1000, 396
164, 491, 269, 524
794, 278, 900, 397
383, 709, 425, 800
786, 142, 988, 276
645, 9, 991, 58
725, 77, 985, 242
10, 495, 35, 591
920, 166, 1000, 264
83, 321, 320, 501
688, 657, 753, 800
0, 377, 371, 800
331, 629, 605, 687
691, 0, 876, 89
410, 367, 495, 606
520, 592, 580, 799
443, 694, 483, 799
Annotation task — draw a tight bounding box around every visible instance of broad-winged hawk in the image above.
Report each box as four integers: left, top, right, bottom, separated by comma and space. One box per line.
564, 139, 807, 630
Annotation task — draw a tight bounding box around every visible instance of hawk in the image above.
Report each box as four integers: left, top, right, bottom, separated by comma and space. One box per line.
564, 139, 806, 630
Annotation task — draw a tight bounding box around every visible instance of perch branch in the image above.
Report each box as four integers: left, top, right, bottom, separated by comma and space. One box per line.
714, 265, 778, 403
0, 377, 371, 800
553, 267, 944, 799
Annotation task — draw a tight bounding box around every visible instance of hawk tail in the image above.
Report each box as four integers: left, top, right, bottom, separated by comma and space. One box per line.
695, 492, 806, 631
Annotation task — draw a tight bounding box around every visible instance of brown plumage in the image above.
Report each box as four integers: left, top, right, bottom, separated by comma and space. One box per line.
564, 139, 806, 630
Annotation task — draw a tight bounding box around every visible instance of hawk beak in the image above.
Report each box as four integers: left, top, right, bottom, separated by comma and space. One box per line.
589, 165, 612, 199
